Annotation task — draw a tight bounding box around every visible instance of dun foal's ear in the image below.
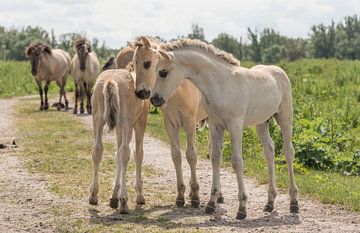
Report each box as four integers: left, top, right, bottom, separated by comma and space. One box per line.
158, 50, 172, 60
87, 44, 92, 52
140, 36, 151, 49
127, 41, 136, 49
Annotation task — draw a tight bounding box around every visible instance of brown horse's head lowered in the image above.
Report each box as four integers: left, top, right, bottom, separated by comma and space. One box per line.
75, 39, 92, 71
25, 42, 52, 76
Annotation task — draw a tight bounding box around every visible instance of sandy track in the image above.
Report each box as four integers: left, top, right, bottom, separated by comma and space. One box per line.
77, 105, 360, 232
0, 97, 359, 232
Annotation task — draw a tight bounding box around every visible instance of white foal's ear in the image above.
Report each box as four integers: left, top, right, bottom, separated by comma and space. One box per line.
158, 50, 172, 60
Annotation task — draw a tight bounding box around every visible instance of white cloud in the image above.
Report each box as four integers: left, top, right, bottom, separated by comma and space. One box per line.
0, 0, 359, 48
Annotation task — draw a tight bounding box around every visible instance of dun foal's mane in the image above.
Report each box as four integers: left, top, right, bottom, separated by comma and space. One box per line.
160, 39, 240, 66
132, 36, 162, 48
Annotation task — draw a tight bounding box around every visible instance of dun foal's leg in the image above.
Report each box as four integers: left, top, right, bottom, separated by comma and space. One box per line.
56, 80, 63, 111
164, 115, 185, 207
79, 82, 85, 114
205, 122, 225, 215
44, 81, 50, 110
275, 113, 299, 213
228, 119, 247, 220
89, 115, 105, 205
111, 125, 132, 214
183, 120, 200, 207
134, 107, 148, 205
36, 80, 44, 110
73, 83, 79, 114
61, 78, 69, 110
256, 122, 277, 212
109, 125, 122, 209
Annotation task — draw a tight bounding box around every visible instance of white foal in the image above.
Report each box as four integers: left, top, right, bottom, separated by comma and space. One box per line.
150, 39, 299, 220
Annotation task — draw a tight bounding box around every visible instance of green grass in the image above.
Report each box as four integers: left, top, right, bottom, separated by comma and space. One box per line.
0, 60, 75, 97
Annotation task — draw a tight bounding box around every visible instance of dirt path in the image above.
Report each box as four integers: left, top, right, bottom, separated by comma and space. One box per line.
0, 97, 359, 232
77, 109, 360, 232
0, 98, 57, 233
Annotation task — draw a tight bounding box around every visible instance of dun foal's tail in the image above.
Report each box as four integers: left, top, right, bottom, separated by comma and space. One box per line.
103, 80, 119, 131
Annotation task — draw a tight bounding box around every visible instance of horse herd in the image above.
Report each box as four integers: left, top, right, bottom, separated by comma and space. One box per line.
25, 36, 299, 220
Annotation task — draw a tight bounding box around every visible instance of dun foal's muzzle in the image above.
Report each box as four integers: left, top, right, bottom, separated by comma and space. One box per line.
135, 89, 151, 99
150, 93, 165, 107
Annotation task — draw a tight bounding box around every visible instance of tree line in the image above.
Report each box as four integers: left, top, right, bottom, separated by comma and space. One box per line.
0, 15, 358, 63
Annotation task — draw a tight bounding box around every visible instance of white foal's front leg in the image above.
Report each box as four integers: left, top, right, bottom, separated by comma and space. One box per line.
205, 121, 224, 215
256, 122, 277, 212
228, 119, 247, 220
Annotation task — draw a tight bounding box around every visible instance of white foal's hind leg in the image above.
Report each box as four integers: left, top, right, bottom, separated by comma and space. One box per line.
256, 122, 277, 212
205, 122, 225, 215
89, 114, 105, 205
275, 113, 299, 213
183, 120, 200, 207
164, 115, 186, 207
228, 119, 247, 220
109, 125, 122, 209
134, 108, 148, 206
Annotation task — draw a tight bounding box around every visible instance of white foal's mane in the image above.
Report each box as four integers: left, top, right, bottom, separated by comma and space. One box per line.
160, 39, 240, 66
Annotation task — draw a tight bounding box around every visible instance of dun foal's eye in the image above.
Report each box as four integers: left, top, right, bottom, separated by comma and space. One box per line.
143, 61, 151, 69
159, 69, 168, 78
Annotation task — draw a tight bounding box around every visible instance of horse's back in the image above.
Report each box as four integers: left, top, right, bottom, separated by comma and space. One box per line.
116, 47, 134, 69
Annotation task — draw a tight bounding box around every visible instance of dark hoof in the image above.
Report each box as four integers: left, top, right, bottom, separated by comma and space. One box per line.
73, 109, 77, 114
136, 195, 145, 205
176, 199, 185, 207
191, 199, 200, 208
109, 198, 119, 209
204, 201, 216, 214
290, 201, 299, 213
80, 108, 85, 114
119, 198, 129, 214
217, 196, 224, 204
44, 104, 49, 110
89, 196, 98, 205
236, 210, 247, 220
264, 202, 274, 212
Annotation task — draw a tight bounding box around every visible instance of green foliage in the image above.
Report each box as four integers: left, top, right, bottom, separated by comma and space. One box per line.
187, 24, 205, 41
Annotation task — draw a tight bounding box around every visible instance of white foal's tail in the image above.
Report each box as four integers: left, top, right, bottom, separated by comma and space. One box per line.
103, 80, 119, 131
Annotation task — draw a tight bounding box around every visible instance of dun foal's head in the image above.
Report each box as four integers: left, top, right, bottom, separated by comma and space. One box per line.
25, 42, 52, 76
75, 39, 91, 71
130, 36, 159, 100
150, 51, 185, 107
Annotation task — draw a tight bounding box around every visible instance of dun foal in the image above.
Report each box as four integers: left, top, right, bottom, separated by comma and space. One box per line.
70, 39, 100, 114
89, 67, 150, 213
25, 42, 70, 110
150, 39, 299, 220
130, 36, 213, 207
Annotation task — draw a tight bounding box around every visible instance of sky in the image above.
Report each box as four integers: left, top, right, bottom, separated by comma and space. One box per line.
0, 0, 359, 49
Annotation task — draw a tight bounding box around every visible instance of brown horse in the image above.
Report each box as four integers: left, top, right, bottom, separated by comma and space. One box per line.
25, 42, 70, 110
70, 39, 100, 114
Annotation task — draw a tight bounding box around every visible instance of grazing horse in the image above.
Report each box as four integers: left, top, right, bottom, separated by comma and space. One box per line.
25, 42, 70, 110
70, 39, 100, 114
89, 67, 150, 214
102, 46, 135, 71
150, 39, 299, 220
130, 36, 214, 207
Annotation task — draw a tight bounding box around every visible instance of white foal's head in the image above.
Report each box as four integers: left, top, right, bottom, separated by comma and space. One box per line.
150, 50, 187, 107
